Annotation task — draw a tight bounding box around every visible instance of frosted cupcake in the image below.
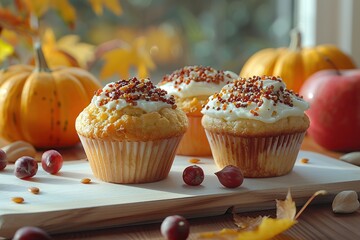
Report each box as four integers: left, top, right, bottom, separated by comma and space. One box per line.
201, 76, 310, 177
76, 77, 188, 183
158, 66, 238, 156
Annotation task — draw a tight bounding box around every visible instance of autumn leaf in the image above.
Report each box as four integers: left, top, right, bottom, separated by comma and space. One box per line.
233, 215, 264, 231
0, 8, 34, 35
276, 189, 296, 220
22, 0, 49, 18
37, 28, 95, 69
30, 28, 80, 68
198, 190, 327, 240
88, 0, 123, 16
200, 218, 296, 240
145, 25, 183, 64
99, 37, 155, 80
56, 35, 95, 68
0, 39, 14, 63
21, 0, 76, 29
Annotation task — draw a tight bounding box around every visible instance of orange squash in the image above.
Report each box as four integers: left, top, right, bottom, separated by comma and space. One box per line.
0, 43, 101, 148
240, 29, 356, 92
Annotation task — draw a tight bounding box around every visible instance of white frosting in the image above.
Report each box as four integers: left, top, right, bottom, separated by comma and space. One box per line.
92, 80, 175, 113
158, 67, 238, 98
201, 78, 309, 123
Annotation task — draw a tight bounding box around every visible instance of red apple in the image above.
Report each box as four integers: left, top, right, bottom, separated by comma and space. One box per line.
299, 69, 360, 151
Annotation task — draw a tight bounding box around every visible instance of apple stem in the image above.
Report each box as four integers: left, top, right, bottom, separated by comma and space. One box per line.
324, 57, 341, 76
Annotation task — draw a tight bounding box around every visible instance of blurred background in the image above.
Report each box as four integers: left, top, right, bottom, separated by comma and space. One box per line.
0, 0, 294, 81
0, 0, 358, 82
69, 0, 294, 80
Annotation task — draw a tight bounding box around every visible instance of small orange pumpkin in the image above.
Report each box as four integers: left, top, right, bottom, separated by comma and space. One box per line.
240, 29, 356, 92
0, 43, 101, 148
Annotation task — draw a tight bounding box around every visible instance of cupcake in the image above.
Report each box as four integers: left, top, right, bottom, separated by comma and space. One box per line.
201, 76, 310, 177
158, 66, 238, 156
75, 77, 188, 183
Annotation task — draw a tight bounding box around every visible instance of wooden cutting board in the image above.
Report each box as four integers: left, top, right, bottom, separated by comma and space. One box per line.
1, 151, 360, 238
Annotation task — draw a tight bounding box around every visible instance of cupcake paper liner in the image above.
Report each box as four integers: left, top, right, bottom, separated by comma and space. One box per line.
176, 115, 212, 156
205, 130, 306, 177
79, 135, 182, 183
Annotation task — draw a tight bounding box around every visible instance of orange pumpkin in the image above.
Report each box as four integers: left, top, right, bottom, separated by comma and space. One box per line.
0, 43, 101, 148
240, 29, 356, 92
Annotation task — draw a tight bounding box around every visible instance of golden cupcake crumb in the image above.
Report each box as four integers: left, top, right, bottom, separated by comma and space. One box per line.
300, 158, 309, 164
81, 178, 92, 184
12, 197, 24, 204
28, 187, 40, 194
188, 158, 201, 164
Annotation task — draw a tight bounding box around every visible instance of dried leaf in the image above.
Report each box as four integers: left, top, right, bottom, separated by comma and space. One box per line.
233, 215, 264, 231
0, 39, 14, 62
276, 189, 296, 220
198, 190, 327, 240
88, 0, 123, 16
198, 218, 296, 240
99, 37, 155, 80
235, 217, 296, 240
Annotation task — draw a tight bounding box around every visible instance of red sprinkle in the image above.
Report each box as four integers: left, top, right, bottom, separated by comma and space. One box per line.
203, 76, 298, 116
158, 66, 231, 91
95, 77, 176, 108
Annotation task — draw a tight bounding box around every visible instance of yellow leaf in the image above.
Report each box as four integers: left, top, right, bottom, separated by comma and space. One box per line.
0, 39, 14, 62
276, 189, 296, 220
51, 0, 76, 29
36, 28, 80, 68
145, 25, 183, 64
57, 35, 95, 68
23, 0, 76, 28
233, 215, 264, 231
100, 48, 132, 79
198, 218, 296, 240
23, 0, 49, 17
1, 29, 21, 46
236, 218, 296, 240
88, 0, 123, 16
99, 37, 155, 80
42, 28, 57, 49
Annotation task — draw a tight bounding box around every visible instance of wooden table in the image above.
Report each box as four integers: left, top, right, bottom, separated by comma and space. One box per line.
2, 136, 360, 239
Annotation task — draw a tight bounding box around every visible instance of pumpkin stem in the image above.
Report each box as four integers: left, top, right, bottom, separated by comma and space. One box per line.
289, 29, 302, 51
34, 41, 51, 72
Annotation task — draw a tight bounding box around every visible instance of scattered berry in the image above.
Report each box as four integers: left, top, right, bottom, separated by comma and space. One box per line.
215, 165, 244, 188
13, 226, 52, 240
182, 165, 204, 186
41, 150, 63, 174
0, 149, 7, 170
161, 215, 190, 240
14, 156, 38, 179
